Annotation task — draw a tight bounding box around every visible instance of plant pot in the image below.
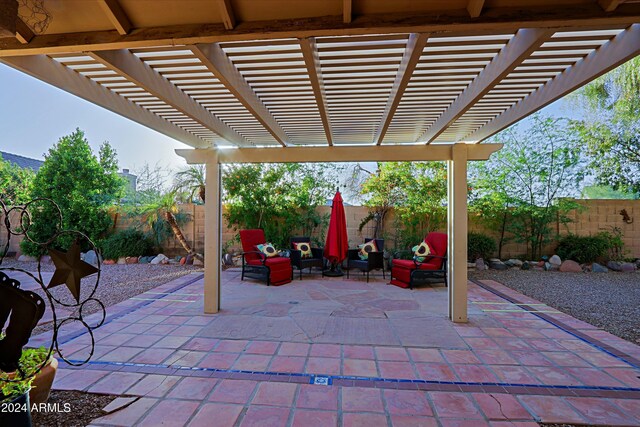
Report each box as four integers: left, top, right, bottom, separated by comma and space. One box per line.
30, 357, 58, 405
0, 390, 33, 427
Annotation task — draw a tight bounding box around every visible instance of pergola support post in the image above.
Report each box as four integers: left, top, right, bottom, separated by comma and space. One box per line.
204, 155, 222, 313
447, 144, 468, 323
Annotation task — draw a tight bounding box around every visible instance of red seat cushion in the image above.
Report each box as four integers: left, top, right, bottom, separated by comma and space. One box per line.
247, 256, 291, 267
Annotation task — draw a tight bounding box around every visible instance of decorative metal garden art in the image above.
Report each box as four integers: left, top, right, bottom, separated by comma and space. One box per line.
0, 198, 104, 423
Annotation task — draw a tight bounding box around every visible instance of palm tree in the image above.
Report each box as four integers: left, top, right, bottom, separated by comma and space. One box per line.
174, 165, 206, 203
136, 191, 203, 261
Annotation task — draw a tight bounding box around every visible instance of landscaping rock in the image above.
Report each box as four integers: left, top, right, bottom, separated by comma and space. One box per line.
620, 262, 637, 272
607, 261, 623, 272
180, 257, 187, 265
544, 262, 553, 271
185, 254, 194, 265
138, 256, 151, 264
125, 257, 138, 264
18, 255, 37, 262
40, 255, 52, 263
193, 258, 204, 267
549, 255, 562, 267
103, 259, 116, 265
475, 258, 486, 271
521, 261, 531, 270
223, 253, 234, 266
592, 263, 609, 273
489, 259, 507, 270
151, 254, 169, 265
83, 250, 101, 266
505, 259, 523, 267
559, 260, 582, 273
117, 257, 127, 265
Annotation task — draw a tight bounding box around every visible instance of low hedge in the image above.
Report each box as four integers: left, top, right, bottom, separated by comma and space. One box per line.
100, 229, 154, 260
468, 232, 497, 261
555, 234, 609, 264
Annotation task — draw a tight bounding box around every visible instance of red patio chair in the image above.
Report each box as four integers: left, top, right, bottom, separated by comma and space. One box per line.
239, 229, 293, 286
389, 232, 448, 289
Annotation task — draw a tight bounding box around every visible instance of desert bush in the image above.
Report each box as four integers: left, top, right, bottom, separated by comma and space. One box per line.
100, 229, 154, 260
467, 232, 497, 261
555, 234, 610, 264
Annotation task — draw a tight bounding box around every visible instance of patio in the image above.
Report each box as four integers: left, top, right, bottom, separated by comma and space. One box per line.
27, 270, 640, 426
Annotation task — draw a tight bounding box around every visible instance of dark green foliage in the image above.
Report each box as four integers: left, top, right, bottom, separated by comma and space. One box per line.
20, 129, 125, 256
0, 154, 35, 206
223, 163, 336, 248
555, 234, 610, 264
467, 232, 497, 261
99, 229, 155, 260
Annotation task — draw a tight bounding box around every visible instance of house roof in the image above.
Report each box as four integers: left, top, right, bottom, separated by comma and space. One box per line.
0, 1, 638, 150
0, 151, 44, 171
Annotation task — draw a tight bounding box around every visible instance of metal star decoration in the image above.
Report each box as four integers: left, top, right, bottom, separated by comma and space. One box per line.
47, 241, 98, 303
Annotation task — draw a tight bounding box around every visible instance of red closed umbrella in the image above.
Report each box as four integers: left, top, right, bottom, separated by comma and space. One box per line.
324, 190, 349, 276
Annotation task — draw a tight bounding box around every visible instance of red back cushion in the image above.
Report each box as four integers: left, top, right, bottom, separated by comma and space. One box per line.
240, 229, 266, 262
425, 232, 448, 268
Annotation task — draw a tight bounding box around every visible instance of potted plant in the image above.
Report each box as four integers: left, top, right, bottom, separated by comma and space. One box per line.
1, 346, 58, 427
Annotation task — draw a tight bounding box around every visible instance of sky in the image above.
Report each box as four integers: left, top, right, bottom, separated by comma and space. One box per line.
0, 61, 579, 176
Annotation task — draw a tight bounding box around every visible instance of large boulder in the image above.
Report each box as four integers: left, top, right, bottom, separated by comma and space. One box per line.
549, 255, 562, 267
505, 259, 523, 267
83, 250, 101, 266
607, 261, 623, 272
592, 262, 608, 273
559, 260, 582, 273
151, 254, 169, 265
489, 259, 507, 270
620, 262, 637, 272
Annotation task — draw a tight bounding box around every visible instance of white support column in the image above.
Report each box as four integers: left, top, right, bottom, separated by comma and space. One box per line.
204, 155, 222, 314
447, 144, 468, 323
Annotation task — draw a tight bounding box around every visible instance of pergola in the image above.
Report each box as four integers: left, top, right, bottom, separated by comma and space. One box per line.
1, 0, 639, 323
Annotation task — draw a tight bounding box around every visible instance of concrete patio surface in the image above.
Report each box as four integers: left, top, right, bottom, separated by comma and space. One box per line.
28, 269, 640, 426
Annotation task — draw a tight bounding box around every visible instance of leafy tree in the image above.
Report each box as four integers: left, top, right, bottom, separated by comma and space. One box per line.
174, 165, 206, 203
125, 162, 171, 205
223, 163, 337, 248
472, 116, 584, 259
20, 129, 125, 256
359, 162, 447, 249
573, 57, 640, 194
0, 154, 35, 205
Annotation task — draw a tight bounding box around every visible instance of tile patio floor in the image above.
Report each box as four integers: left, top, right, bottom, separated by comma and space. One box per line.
28, 269, 640, 426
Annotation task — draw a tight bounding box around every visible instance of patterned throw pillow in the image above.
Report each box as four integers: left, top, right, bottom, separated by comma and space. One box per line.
358, 240, 378, 260
293, 242, 312, 258
412, 241, 432, 262
256, 243, 278, 258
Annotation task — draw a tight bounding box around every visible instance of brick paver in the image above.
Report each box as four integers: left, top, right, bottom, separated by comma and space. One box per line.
36, 272, 640, 427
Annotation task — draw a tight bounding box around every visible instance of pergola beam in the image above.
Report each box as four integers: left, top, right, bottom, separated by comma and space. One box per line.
191, 43, 289, 146
90, 49, 246, 145
15, 19, 34, 44
466, 23, 640, 142
419, 28, 553, 143
217, 0, 236, 30
97, 0, 132, 36
1, 3, 640, 56
0, 54, 207, 147
176, 143, 503, 164
467, 0, 485, 18
599, 0, 624, 12
343, 0, 352, 24
300, 37, 333, 145
374, 33, 428, 145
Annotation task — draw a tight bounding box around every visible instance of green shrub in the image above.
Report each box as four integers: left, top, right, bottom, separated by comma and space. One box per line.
468, 232, 497, 261
555, 234, 610, 264
100, 229, 154, 260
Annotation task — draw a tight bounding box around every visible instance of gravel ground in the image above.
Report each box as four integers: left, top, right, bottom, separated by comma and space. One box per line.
470, 269, 640, 344
30, 390, 118, 427
0, 259, 203, 334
